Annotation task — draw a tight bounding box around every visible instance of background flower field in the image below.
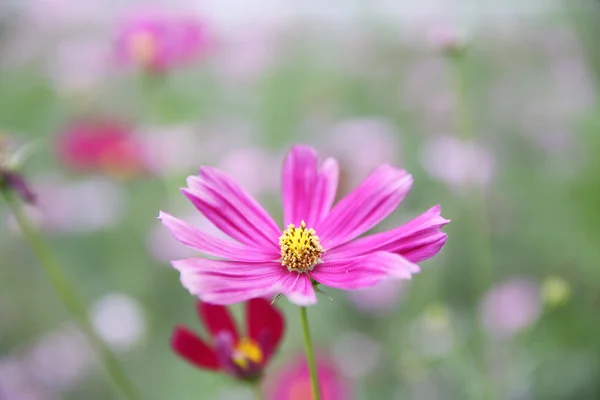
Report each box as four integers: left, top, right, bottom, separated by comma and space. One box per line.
1, 1, 600, 399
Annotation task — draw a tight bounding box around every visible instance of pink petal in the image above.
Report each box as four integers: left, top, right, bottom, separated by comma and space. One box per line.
274, 272, 317, 306
282, 145, 339, 227
310, 252, 419, 290
183, 166, 281, 250
158, 211, 278, 262
327, 205, 450, 263
172, 258, 285, 305
316, 165, 413, 249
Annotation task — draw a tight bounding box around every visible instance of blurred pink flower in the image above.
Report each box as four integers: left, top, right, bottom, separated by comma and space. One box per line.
114, 11, 209, 73
160, 145, 448, 306
480, 278, 542, 339
56, 120, 149, 179
266, 356, 350, 400
420, 136, 495, 192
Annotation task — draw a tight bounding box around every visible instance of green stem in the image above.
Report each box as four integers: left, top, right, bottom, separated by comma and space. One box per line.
299, 306, 321, 400
1, 189, 140, 400
252, 383, 265, 400
447, 48, 498, 400
448, 50, 494, 292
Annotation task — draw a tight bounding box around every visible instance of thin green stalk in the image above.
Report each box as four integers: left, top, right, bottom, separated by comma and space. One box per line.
447, 48, 498, 400
448, 49, 494, 292
252, 383, 265, 400
299, 306, 321, 400
1, 189, 140, 400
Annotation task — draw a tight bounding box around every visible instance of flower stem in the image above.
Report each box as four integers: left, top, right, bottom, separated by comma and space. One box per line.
252, 383, 265, 400
299, 306, 321, 400
1, 189, 140, 400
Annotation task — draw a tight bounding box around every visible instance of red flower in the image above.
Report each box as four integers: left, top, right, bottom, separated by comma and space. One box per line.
171, 298, 285, 381
56, 120, 148, 179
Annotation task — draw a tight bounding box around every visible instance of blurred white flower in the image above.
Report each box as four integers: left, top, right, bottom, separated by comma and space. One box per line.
29, 176, 127, 234
217, 147, 280, 198
24, 325, 93, 391
409, 303, 455, 357
348, 279, 407, 316
47, 38, 112, 94
144, 125, 204, 176
420, 136, 495, 192
332, 331, 382, 379
480, 278, 541, 339
90, 293, 146, 351
325, 117, 401, 195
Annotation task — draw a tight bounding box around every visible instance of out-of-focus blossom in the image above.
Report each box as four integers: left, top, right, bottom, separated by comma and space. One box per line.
332, 331, 381, 379
480, 278, 542, 339
24, 325, 93, 391
266, 355, 350, 400
427, 25, 467, 55
160, 145, 448, 306
144, 125, 204, 177
326, 117, 401, 194
541, 276, 571, 308
348, 280, 407, 316
0, 357, 53, 400
171, 299, 284, 381
0, 134, 36, 204
12, 176, 126, 234
114, 11, 209, 73
421, 136, 495, 192
48, 39, 112, 95
409, 303, 455, 357
56, 120, 149, 179
217, 147, 280, 198
90, 293, 146, 351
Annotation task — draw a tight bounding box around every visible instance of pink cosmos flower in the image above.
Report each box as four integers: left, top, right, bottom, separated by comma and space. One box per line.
56, 120, 148, 179
159, 145, 449, 306
114, 11, 208, 73
266, 355, 349, 400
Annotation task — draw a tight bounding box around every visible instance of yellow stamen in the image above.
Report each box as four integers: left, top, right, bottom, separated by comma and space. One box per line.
129, 31, 156, 66
279, 221, 323, 272
232, 338, 263, 369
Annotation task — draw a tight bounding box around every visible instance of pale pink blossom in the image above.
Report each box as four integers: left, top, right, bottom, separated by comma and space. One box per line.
480, 278, 542, 339
114, 10, 209, 73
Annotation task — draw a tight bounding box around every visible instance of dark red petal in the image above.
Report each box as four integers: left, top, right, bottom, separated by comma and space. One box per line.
246, 298, 285, 360
197, 301, 239, 341
170, 326, 220, 370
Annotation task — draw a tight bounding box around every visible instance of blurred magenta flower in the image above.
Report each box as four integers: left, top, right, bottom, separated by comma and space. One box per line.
114, 11, 208, 73
160, 145, 449, 306
266, 355, 349, 400
56, 120, 148, 179
171, 298, 284, 381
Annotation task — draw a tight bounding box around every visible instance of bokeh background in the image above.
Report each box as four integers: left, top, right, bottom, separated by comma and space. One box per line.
2, 1, 600, 399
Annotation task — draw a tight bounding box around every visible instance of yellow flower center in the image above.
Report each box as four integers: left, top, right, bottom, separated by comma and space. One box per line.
232, 338, 263, 369
279, 221, 323, 272
129, 31, 157, 66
